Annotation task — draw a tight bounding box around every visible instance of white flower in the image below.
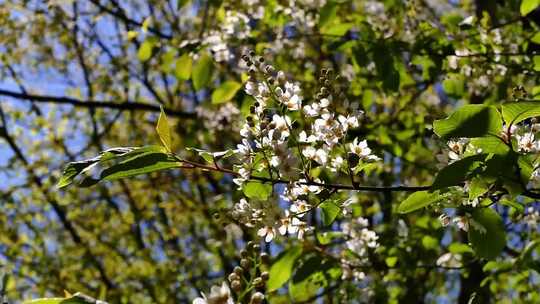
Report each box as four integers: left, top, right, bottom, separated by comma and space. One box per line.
257, 226, 276, 242
290, 200, 311, 216
298, 131, 317, 143
438, 213, 451, 227
463, 198, 479, 207
338, 114, 361, 131
436, 253, 462, 268
517, 132, 540, 153
453, 216, 469, 232
278, 211, 301, 235
302, 147, 328, 164
330, 156, 345, 172
269, 114, 291, 142
193, 282, 234, 304
349, 138, 380, 161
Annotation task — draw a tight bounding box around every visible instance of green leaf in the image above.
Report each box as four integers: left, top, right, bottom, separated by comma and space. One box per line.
521, 0, 540, 15
501, 101, 540, 126
267, 246, 302, 292
211, 81, 242, 104
449, 243, 474, 254
175, 53, 192, 80
468, 177, 489, 200
22, 299, 65, 304
289, 253, 341, 301
318, 2, 338, 28
100, 152, 182, 181
57, 158, 100, 189
499, 198, 524, 212
316, 231, 344, 245
433, 105, 502, 139
470, 137, 509, 155
432, 154, 487, 190
137, 39, 154, 62
242, 182, 273, 200
385, 256, 398, 267
442, 74, 465, 97
320, 22, 353, 36
192, 53, 213, 90
468, 208, 506, 260
156, 107, 172, 152
397, 190, 445, 214
319, 201, 341, 226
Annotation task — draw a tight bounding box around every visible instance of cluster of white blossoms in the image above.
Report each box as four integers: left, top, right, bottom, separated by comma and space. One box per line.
229, 53, 382, 243
196, 103, 241, 132
340, 217, 379, 281
438, 213, 486, 234
204, 11, 251, 62
193, 282, 234, 304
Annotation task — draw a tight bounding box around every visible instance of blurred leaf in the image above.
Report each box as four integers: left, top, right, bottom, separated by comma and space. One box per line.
319, 201, 341, 226
137, 39, 154, 62
211, 81, 242, 104
289, 253, 341, 301
242, 182, 273, 200
192, 53, 213, 90
468, 208, 506, 260
267, 246, 302, 292
521, 0, 540, 15
175, 53, 192, 80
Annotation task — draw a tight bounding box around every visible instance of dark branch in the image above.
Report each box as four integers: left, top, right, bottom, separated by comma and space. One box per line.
0, 88, 196, 119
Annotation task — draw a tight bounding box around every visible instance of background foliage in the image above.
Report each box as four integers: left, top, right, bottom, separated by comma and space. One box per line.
0, 0, 539, 303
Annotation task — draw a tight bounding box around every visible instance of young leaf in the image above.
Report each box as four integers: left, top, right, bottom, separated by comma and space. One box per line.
192, 53, 213, 90
397, 190, 445, 214
319, 201, 341, 226
521, 0, 540, 16
100, 152, 181, 181
242, 182, 273, 200
211, 81, 242, 104
433, 105, 502, 139
468, 208, 506, 260
501, 101, 540, 126
137, 39, 154, 62
57, 158, 100, 189
156, 107, 172, 152
267, 246, 302, 292
175, 53, 192, 80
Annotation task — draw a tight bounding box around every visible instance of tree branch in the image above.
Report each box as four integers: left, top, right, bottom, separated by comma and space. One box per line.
0, 88, 196, 118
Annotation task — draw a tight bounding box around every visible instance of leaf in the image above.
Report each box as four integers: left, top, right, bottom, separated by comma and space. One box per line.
137, 39, 154, 62
289, 253, 341, 301
316, 231, 344, 245
397, 190, 445, 214
501, 101, 540, 126
468, 177, 489, 200
470, 137, 509, 155
320, 22, 353, 36
175, 53, 192, 80
267, 246, 302, 292
156, 107, 172, 152
468, 208, 506, 260
433, 105, 502, 139
319, 201, 341, 226
442, 74, 465, 97
192, 53, 213, 90
520, 0, 540, 15
432, 154, 487, 190
22, 293, 105, 304
385, 256, 398, 267
499, 198, 524, 212
449, 243, 474, 254
22, 299, 65, 304
57, 158, 100, 189
211, 81, 242, 104
242, 182, 273, 200
100, 152, 182, 181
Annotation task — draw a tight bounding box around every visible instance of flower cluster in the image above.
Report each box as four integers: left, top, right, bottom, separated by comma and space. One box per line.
340, 217, 379, 282
228, 52, 382, 243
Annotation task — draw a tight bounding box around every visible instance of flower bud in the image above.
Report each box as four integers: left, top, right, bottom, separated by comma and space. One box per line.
253, 277, 264, 288
260, 252, 270, 264
240, 258, 251, 269
252, 244, 261, 251
260, 271, 269, 281
240, 249, 249, 258
250, 292, 265, 304
234, 266, 244, 275
228, 273, 240, 282
231, 280, 242, 292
